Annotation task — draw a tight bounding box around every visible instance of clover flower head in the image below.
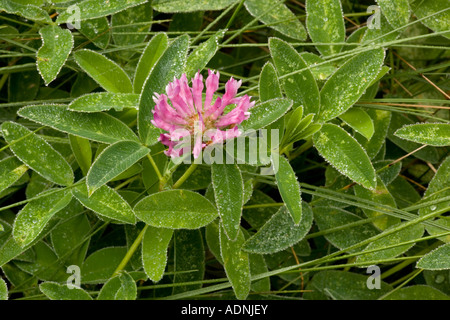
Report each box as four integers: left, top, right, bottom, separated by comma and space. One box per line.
151, 70, 254, 158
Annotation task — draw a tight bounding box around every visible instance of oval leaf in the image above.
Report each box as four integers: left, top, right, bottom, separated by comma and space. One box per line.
220, 225, 250, 300
37, 25, 73, 85
273, 154, 302, 225
152, 0, 238, 12
417, 243, 450, 270
394, 123, 450, 147
356, 222, 424, 264
185, 29, 225, 79
69, 93, 139, 113
1, 121, 74, 186
18, 105, 139, 144
245, 0, 307, 41
81, 247, 128, 284
134, 190, 218, 229
0, 157, 28, 194
142, 226, 173, 282
87, 141, 149, 195
40, 282, 92, 300
133, 33, 169, 94
211, 163, 244, 240
241, 98, 292, 130
339, 108, 375, 140
318, 48, 385, 122
74, 49, 133, 93
56, 0, 148, 23
313, 123, 377, 190
243, 203, 313, 254
306, 0, 346, 56
73, 183, 136, 224
97, 272, 137, 300
269, 37, 320, 114
13, 188, 72, 248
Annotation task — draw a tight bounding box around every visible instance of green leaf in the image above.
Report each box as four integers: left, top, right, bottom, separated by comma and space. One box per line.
133, 33, 169, 94
313, 206, 379, 253
356, 222, 424, 264
243, 203, 313, 254
111, 2, 153, 59
0, 278, 7, 300
417, 243, 450, 270
387, 113, 440, 163
354, 177, 400, 230
37, 25, 73, 85
152, 0, 238, 12
355, 109, 391, 159
185, 29, 225, 79
273, 154, 302, 225
259, 62, 282, 102
79, 17, 111, 50
313, 123, 377, 190
39, 282, 92, 300
0, 0, 51, 23
87, 141, 149, 195
241, 98, 292, 130
245, 0, 307, 41
318, 48, 385, 122
220, 225, 250, 300
205, 220, 223, 264
306, 0, 346, 56
74, 49, 133, 93
69, 135, 92, 176
410, 0, 450, 40
69, 93, 139, 113
300, 52, 338, 81
374, 160, 401, 186
384, 285, 450, 300
56, 0, 148, 24
211, 163, 243, 240
172, 229, 205, 294
18, 105, 139, 144
362, 10, 401, 44
304, 271, 392, 300
13, 188, 72, 247
81, 247, 128, 284
339, 108, 375, 140
418, 155, 450, 242
134, 190, 218, 229
13, 241, 67, 282
376, 0, 411, 29
139, 34, 190, 145
0, 157, 28, 194
142, 226, 173, 282
394, 123, 450, 147
269, 37, 320, 114
1, 121, 74, 186
51, 213, 91, 266
72, 183, 136, 224
98, 272, 137, 300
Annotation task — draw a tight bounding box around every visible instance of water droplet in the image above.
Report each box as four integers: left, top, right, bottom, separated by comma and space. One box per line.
430, 205, 437, 211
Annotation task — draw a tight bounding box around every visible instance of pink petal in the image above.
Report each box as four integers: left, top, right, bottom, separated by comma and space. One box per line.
205, 70, 219, 111
192, 72, 204, 113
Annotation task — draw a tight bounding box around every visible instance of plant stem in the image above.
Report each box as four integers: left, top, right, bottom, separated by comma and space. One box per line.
146, 153, 162, 180
172, 163, 198, 189
112, 224, 148, 277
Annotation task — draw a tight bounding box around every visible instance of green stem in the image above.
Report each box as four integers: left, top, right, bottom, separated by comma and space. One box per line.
172, 163, 198, 189
146, 153, 162, 181
225, 0, 245, 29
112, 225, 148, 277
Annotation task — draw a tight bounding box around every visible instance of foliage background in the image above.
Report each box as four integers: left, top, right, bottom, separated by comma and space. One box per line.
0, 0, 449, 300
